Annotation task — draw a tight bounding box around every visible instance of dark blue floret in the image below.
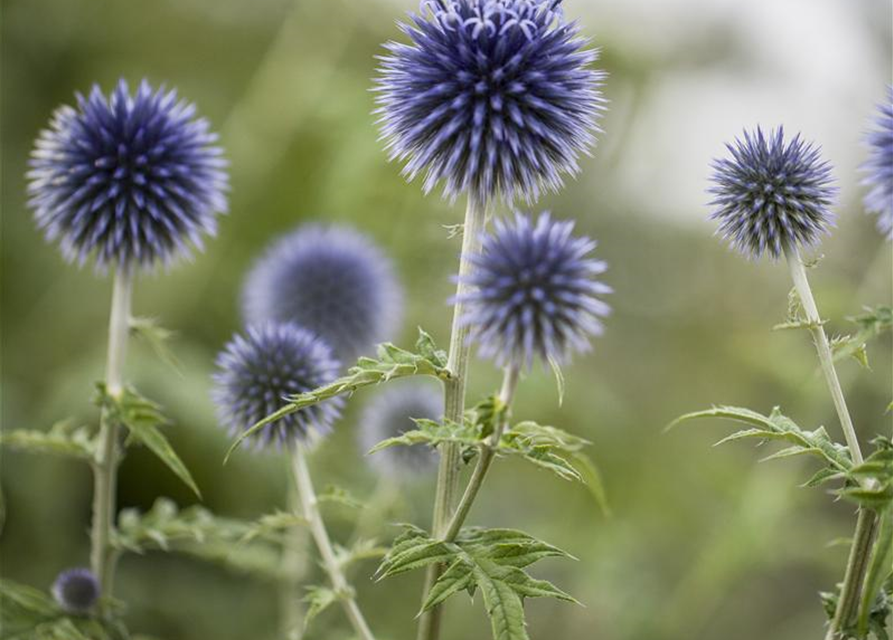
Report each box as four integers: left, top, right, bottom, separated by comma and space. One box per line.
242, 225, 403, 364
375, 0, 606, 203
455, 212, 611, 368
212, 323, 343, 450
709, 127, 837, 259
28, 79, 228, 271
360, 381, 442, 478
52, 568, 100, 614
861, 87, 893, 240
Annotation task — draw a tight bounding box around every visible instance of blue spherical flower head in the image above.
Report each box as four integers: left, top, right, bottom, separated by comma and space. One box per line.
861, 88, 893, 240
52, 568, 100, 614
212, 323, 343, 450
375, 0, 606, 203
455, 212, 611, 369
360, 381, 443, 479
242, 225, 403, 365
28, 79, 228, 272
709, 127, 837, 259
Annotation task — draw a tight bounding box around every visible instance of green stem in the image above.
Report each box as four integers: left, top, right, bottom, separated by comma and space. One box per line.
784, 246, 875, 638
442, 365, 520, 542
290, 444, 376, 640
416, 194, 487, 640
90, 269, 133, 602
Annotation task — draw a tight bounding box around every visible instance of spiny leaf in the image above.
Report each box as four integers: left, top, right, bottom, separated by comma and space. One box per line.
130, 316, 182, 374
498, 421, 593, 487
97, 384, 200, 497
840, 437, 893, 511
318, 485, 364, 510
0, 420, 94, 461
831, 305, 893, 369
668, 406, 853, 483
227, 329, 451, 460
303, 585, 339, 631
334, 538, 388, 571
377, 526, 578, 640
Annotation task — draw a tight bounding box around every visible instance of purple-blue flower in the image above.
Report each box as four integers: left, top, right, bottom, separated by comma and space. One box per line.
375, 0, 606, 203
455, 212, 611, 368
28, 79, 228, 271
242, 225, 403, 364
360, 381, 442, 478
861, 88, 893, 240
212, 323, 343, 449
709, 127, 837, 259
52, 568, 100, 614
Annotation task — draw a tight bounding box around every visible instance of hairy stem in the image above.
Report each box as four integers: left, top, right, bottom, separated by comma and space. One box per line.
443, 365, 520, 542
416, 195, 487, 640
290, 444, 376, 640
784, 246, 874, 637
91, 269, 133, 601
280, 479, 307, 640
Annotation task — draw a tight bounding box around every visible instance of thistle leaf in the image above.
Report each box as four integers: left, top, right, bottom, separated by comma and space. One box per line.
0, 420, 95, 461
303, 585, 339, 630
318, 485, 364, 510
227, 329, 451, 460
97, 384, 200, 497
130, 316, 182, 374
377, 526, 578, 640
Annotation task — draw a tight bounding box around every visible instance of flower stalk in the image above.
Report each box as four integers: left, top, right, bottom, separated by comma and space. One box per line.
416, 195, 487, 640
90, 268, 133, 600
290, 443, 376, 640
784, 245, 876, 638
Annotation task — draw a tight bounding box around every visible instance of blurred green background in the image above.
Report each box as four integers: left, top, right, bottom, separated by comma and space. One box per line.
2, 0, 891, 639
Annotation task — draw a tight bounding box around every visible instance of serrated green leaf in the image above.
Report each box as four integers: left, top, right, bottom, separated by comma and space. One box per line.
227, 329, 452, 461
668, 406, 853, 485
303, 585, 339, 631
378, 526, 578, 640
318, 485, 364, 510
334, 538, 388, 571
98, 384, 200, 497
130, 316, 182, 374
237, 511, 307, 546
0, 420, 95, 461
840, 437, 893, 510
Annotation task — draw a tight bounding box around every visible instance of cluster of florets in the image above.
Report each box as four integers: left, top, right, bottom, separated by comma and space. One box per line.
861, 88, 893, 240
708, 127, 837, 259
375, 0, 605, 203
28, 79, 228, 271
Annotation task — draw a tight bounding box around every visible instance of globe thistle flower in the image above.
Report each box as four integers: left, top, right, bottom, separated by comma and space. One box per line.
212, 323, 343, 449
861, 88, 893, 240
52, 568, 100, 614
375, 0, 606, 203
360, 381, 443, 478
455, 212, 611, 368
242, 225, 403, 364
27, 79, 228, 271
709, 127, 837, 259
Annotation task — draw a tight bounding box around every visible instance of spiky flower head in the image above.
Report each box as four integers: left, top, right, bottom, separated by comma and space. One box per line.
861, 88, 893, 240
242, 225, 403, 365
375, 0, 606, 203
455, 211, 610, 368
212, 323, 343, 450
52, 568, 100, 614
709, 127, 837, 259
28, 79, 228, 271
360, 381, 443, 478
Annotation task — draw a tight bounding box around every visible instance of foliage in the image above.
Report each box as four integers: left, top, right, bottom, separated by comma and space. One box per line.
668, 405, 854, 487
130, 316, 181, 374
0, 420, 95, 461
831, 305, 893, 370
226, 329, 451, 459
377, 525, 577, 640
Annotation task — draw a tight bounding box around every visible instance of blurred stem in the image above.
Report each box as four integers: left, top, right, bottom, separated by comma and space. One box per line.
290, 444, 376, 640
90, 269, 133, 603
443, 365, 519, 542
417, 194, 487, 640
280, 478, 307, 640
784, 246, 875, 637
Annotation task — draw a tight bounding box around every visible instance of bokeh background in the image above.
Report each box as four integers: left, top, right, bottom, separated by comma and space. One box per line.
2, 0, 891, 639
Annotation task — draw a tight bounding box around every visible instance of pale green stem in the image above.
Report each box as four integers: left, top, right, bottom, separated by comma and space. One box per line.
290, 444, 376, 640
442, 365, 520, 542
90, 269, 133, 601
280, 477, 308, 640
784, 246, 876, 638
416, 194, 487, 640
